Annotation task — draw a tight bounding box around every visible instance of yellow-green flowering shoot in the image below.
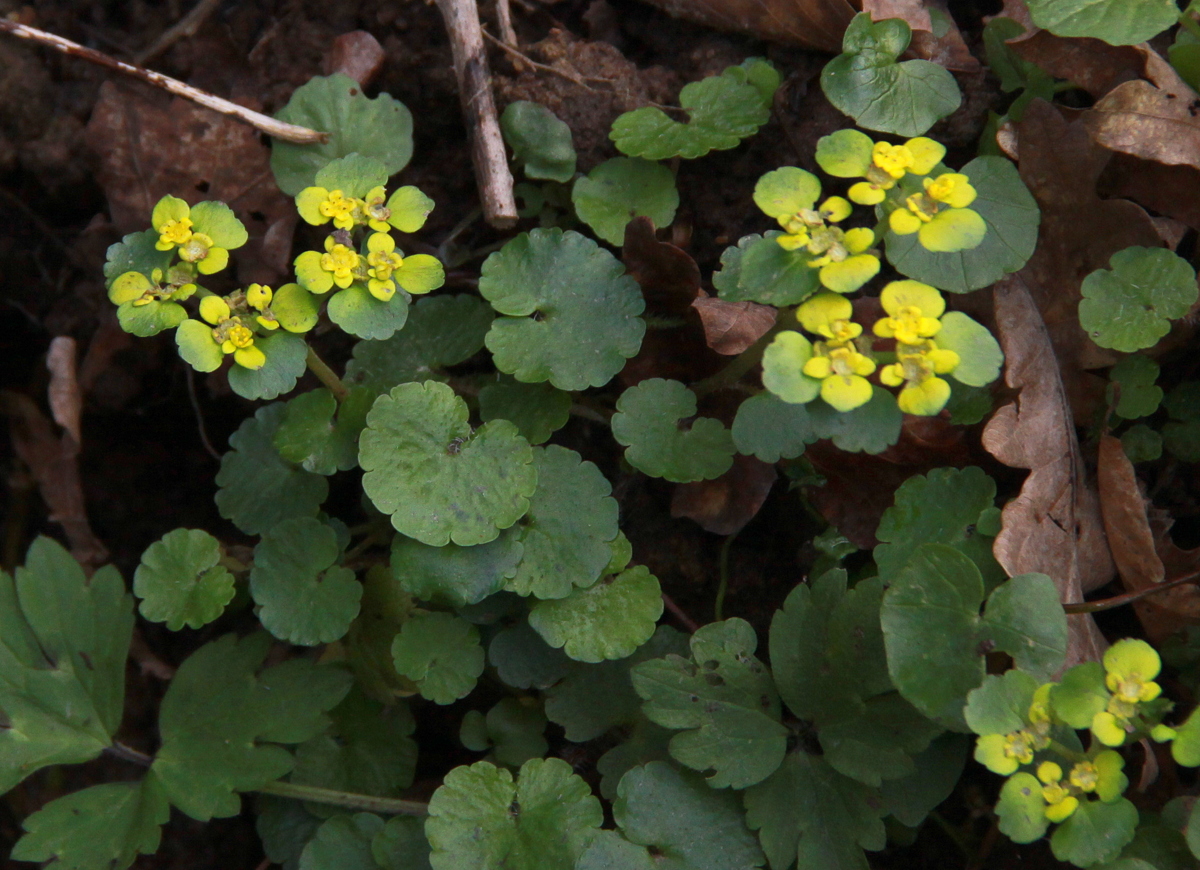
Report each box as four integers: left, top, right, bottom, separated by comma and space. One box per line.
815, 128, 946, 205
796, 292, 862, 343
108, 268, 197, 308
880, 340, 959, 416
1037, 761, 1078, 823
1092, 639, 1162, 747
803, 341, 876, 412
294, 236, 363, 294
873, 280, 944, 345
296, 186, 360, 230
150, 195, 248, 275
976, 730, 1037, 776
198, 295, 264, 370
888, 172, 986, 253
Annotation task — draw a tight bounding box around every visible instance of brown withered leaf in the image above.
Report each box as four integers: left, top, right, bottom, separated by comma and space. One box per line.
1102, 156, 1200, 232
1086, 79, 1200, 170
637, 0, 855, 53
671, 455, 777, 535
981, 275, 1113, 666
1009, 32, 1148, 98
85, 82, 296, 285
622, 216, 701, 317
46, 337, 82, 446
324, 31, 386, 88
1097, 435, 1200, 641
904, 0, 981, 72
862, 0, 931, 30
805, 443, 917, 549
690, 297, 777, 356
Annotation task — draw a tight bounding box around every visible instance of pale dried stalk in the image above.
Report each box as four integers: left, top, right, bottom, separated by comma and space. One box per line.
0, 18, 326, 144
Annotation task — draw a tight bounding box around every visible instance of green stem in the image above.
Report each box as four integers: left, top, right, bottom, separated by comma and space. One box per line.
714, 530, 740, 622
305, 346, 351, 403
1180, 7, 1200, 41
1047, 740, 1087, 764
691, 312, 789, 398
255, 780, 429, 817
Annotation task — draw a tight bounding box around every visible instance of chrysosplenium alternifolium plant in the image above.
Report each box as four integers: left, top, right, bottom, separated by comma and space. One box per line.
11, 10, 1200, 865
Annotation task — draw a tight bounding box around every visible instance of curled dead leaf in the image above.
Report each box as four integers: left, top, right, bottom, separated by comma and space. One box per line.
324, 31, 386, 88
622, 216, 701, 317
46, 337, 81, 446
690, 297, 777, 356
1086, 79, 1200, 170
671, 454, 777, 535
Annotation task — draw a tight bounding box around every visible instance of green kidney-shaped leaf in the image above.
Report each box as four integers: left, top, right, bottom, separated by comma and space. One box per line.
312, 153, 388, 198
505, 446, 618, 599
391, 611, 485, 704
529, 565, 664, 662
250, 517, 362, 646
572, 157, 678, 245
1050, 798, 1140, 866
997, 772, 1051, 843
1079, 246, 1198, 352
478, 377, 572, 445
480, 228, 645, 390
761, 331, 820, 404
274, 386, 373, 475
1025, 0, 1178, 45
489, 620, 572, 691
807, 385, 903, 454
117, 299, 187, 337
215, 403, 328, 535
733, 234, 821, 305
0, 538, 133, 794
226, 332, 310, 401
360, 381, 537, 546
631, 618, 788, 789
612, 378, 735, 482
731, 391, 818, 462
821, 14, 961, 137
392, 528, 523, 609
884, 156, 1039, 292
327, 285, 411, 341
964, 669, 1040, 737
501, 100, 577, 183
133, 528, 234, 630
271, 75, 414, 196
103, 229, 173, 287
425, 758, 603, 870
1108, 355, 1162, 420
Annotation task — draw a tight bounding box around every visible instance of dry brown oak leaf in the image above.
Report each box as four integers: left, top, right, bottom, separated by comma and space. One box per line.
981, 275, 1113, 667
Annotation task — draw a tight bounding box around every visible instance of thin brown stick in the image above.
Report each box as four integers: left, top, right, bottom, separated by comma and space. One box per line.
496, 0, 518, 47
0, 18, 326, 144
662, 592, 701, 633
433, 0, 519, 228
1063, 568, 1200, 614
482, 30, 601, 90
136, 0, 223, 63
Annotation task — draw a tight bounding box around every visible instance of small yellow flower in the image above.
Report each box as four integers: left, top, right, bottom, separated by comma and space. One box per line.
320, 236, 361, 290
777, 196, 854, 249
1103, 638, 1162, 704
795, 292, 862, 342
803, 341, 876, 412
156, 216, 194, 250
888, 173, 986, 253
362, 186, 392, 233
879, 341, 960, 416
197, 295, 264, 369
296, 186, 361, 230
815, 131, 945, 205
365, 232, 405, 301
1037, 762, 1079, 823
873, 281, 945, 345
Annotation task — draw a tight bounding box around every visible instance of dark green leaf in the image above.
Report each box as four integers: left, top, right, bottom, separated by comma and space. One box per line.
133, 528, 234, 630
501, 100, 576, 182
612, 379, 735, 482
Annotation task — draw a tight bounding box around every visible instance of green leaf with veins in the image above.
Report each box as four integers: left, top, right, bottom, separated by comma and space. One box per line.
732, 391, 818, 462
545, 626, 688, 742
103, 229, 172, 287
391, 611, 485, 704
501, 100, 577, 182
1050, 798, 1139, 866
611, 61, 776, 160
488, 620, 572, 690
964, 669, 1040, 736
250, 517, 361, 646
151, 632, 352, 821
226, 331, 310, 401
631, 618, 787, 788
1079, 246, 1198, 352
327, 285, 411, 342
734, 234, 821, 305
744, 751, 886, 870
392, 527, 523, 609
0, 537, 133, 793
529, 565, 663, 662
11, 778, 170, 870
271, 75, 413, 196
612, 378, 735, 482
1108, 355, 1162, 420
312, 153, 388, 198
346, 294, 494, 394
572, 157, 679, 245
1025, 0, 1177, 45
608, 762, 765, 870
133, 528, 234, 631
425, 758, 603, 870
478, 376, 572, 445
274, 387, 374, 475
505, 445, 618, 599
821, 13, 960, 137
360, 381, 537, 546
480, 228, 645, 390
807, 385, 903, 454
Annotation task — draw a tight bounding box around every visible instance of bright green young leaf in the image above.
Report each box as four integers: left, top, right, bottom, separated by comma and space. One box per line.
116, 298, 187, 337
425, 758, 603, 870
271, 75, 414, 196
327, 285, 411, 341
732, 234, 821, 305
392, 528, 523, 609
175, 319, 225, 373
807, 384, 903, 454
997, 772, 1051, 843
874, 466, 1004, 590
885, 156, 1039, 293
545, 626, 688, 742
610, 62, 775, 160
821, 14, 960, 137
1051, 799, 1140, 867
360, 381, 537, 546
937, 312, 1004, 387
346, 294, 494, 394
612, 378, 735, 482
312, 153, 388, 198
614, 762, 765, 870
1079, 246, 1198, 352
151, 632, 352, 820
631, 618, 787, 788
1172, 30, 1200, 93
761, 330, 820, 404
103, 229, 172, 288
480, 228, 645, 390
133, 528, 234, 630
215, 404, 328, 535
250, 517, 362, 646
572, 157, 678, 245
1025, 0, 1177, 45
529, 565, 664, 662
488, 620, 572, 690
226, 331, 310, 401
391, 611, 485, 704
744, 751, 886, 870
478, 376, 571, 445
1108, 355, 1162, 420
0, 538, 132, 793
731, 391, 817, 462
505, 445, 618, 599
1172, 704, 1200, 767
292, 691, 416, 811
274, 387, 374, 475
1050, 661, 1110, 730
1122, 424, 1163, 463
11, 778, 170, 870
501, 100, 576, 182
298, 813, 382, 870
462, 698, 549, 768
753, 166, 822, 217
879, 734, 969, 828
963, 669, 1040, 736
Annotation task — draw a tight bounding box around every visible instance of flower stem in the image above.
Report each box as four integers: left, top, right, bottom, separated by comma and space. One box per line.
714, 530, 740, 622
1047, 740, 1087, 764
255, 780, 429, 816
305, 346, 350, 403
